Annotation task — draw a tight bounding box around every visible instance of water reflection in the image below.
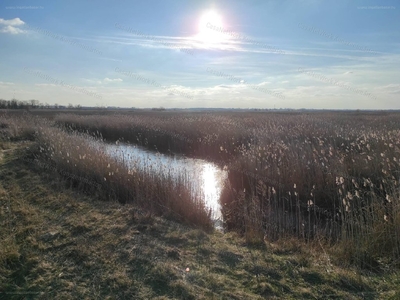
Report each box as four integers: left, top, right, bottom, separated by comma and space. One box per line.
102, 143, 227, 222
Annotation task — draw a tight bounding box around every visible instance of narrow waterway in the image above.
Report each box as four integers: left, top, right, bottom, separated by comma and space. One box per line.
102, 142, 227, 226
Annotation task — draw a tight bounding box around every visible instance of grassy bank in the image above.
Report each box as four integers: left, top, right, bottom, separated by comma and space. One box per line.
1, 141, 399, 299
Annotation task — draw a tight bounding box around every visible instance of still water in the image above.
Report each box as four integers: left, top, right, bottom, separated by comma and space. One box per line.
103, 143, 227, 225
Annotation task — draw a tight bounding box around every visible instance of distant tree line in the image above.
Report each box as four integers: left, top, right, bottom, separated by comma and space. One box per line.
151, 107, 166, 111
0, 99, 82, 110
0, 99, 40, 109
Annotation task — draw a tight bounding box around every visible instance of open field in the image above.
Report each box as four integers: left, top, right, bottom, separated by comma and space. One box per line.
1, 110, 400, 298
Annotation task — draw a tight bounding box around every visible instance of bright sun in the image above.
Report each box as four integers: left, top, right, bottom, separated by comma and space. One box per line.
197, 10, 226, 44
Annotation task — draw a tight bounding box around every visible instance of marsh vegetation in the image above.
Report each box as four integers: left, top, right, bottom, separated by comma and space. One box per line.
2, 110, 400, 270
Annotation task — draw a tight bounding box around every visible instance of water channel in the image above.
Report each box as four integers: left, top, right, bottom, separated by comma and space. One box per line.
102, 142, 227, 227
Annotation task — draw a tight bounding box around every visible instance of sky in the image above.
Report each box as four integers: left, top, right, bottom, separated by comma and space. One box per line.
0, 0, 399, 109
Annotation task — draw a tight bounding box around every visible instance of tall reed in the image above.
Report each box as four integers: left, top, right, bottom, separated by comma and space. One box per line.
52, 111, 400, 265
3, 114, 213, 230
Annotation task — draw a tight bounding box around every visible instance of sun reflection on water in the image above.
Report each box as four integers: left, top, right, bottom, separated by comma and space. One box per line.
102, 142, 227, 226
201, 163, 226, 221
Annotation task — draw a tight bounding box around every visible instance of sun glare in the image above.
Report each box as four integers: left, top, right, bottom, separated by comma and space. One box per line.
197, 10, 226, 45
202, 163, 224, 219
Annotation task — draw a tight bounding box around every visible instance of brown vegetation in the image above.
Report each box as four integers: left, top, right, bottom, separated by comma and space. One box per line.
1, 142, 399, 298
1, 114, 212, 230
54, 111, 400, 268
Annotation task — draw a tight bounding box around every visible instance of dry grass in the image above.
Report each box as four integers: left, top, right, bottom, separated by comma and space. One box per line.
55, 112, 253, 161
0, 113, 212, 230
1, 143, 399, 299
52, 110, 400, 268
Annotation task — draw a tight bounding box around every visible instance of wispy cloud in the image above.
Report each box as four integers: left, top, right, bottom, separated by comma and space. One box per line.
87, 32, 383, 62
103, 78, 123, 83
374, 84, 400, 94
81, 78, 123, 84
206, 22, 285, 54
25, 24, 103, 55
35, 83, 58, 87
0, 17, 26, 34
206, 67, 286, 99
298, 22, 377, 53
115, 67, 195, 99
297, 67, 377, 100
24, 67, 103, 100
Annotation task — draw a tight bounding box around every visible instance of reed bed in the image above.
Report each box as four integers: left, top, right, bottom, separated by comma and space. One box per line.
1, 114, 212, 230
53, 111, 400, 267
221, 118, 400, 267
0, 113, 38, 141
55, 112, 254, 162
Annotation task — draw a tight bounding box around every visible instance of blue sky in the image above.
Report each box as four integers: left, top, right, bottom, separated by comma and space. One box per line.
0, 0, 399, 109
